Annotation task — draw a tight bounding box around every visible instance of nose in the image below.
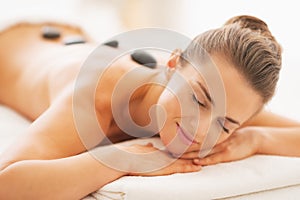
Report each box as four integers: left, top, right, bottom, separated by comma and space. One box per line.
185, 141, 202, 152
189, 128, 205, 146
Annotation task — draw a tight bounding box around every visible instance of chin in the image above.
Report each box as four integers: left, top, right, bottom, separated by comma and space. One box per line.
159, 131, 190, 157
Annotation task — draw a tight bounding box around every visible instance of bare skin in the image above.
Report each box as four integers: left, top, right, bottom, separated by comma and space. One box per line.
0, 23, 202, 199
0, 23, 299, 199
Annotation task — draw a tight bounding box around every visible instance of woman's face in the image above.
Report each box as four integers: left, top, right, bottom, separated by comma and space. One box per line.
157, 53, 262, 156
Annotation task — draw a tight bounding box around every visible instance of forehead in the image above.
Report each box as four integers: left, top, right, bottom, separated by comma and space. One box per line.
180, 54, 262, 124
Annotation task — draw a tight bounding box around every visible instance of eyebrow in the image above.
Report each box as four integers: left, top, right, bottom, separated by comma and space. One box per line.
196, 81, 241, 126
225, 117, 240, 126
196, 81, 214, 105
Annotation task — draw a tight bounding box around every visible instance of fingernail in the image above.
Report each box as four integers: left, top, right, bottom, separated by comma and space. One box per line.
195, 165, 202, 170
199, 160, 206, 165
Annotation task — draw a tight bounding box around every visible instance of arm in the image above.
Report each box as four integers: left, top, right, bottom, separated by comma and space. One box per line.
258, 126, 300, 156
243, 109, 300, 156
0, 143, 201, 200
0, 152, 126, 200
242, 109, 300, 128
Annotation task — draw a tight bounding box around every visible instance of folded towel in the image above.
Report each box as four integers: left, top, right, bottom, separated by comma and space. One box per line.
84, 138, 300, 200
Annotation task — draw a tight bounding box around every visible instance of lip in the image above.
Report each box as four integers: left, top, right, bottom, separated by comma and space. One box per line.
176, 122, 198, 145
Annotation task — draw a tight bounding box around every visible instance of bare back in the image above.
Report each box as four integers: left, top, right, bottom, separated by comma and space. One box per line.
0, 23, 154, 169
0, 23, 96, 119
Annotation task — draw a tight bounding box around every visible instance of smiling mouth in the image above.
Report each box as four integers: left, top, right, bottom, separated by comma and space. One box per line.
176, 122, 198, 145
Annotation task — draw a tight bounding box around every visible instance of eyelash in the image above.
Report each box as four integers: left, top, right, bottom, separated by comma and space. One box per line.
217, 119, 230, 134
192, 93, 206, 108
192, 93, 230, 134
222, 126, 230, 134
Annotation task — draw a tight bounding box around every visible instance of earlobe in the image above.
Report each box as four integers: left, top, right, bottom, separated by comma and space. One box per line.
165, 49, 182, 80
167, 57, 177, 68
167, 49, 182, 68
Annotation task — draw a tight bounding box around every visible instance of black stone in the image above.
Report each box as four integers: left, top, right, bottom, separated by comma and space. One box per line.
42, 26, 61, 39
103, 40, 119, 48
63, 36, 86, 45
130, 50, 157, 69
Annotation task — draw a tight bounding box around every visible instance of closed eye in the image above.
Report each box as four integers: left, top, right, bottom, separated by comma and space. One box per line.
221, 126, 229, 134
192, 93, 206, 108
217, 118, 230, 134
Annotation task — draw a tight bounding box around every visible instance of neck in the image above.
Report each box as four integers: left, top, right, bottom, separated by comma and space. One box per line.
129, 69, 168, 133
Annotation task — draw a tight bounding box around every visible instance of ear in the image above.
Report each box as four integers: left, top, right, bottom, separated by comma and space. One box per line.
167, 49, 182, 68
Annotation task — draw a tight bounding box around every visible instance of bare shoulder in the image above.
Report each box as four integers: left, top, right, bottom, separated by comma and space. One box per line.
242, 109, 300, 127
0, 86, 103, 170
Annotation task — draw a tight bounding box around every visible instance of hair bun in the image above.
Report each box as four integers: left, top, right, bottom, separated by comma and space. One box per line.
224, 15, 273, 39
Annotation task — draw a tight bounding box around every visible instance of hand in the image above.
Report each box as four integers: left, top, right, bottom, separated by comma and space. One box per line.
123, 143, 202, 176
194, 127, 263, 166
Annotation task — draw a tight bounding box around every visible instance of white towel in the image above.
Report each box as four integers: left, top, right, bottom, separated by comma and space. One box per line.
84, 137, 300, 200
1, 105, 300, 200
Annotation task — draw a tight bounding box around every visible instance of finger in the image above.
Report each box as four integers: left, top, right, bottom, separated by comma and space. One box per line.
206, 142, 227, 156
179, 142, 227, 160
194, 152, 226, 166
180, 151, 200, 159
146, 142, 154, 147
173, 159, 202, 173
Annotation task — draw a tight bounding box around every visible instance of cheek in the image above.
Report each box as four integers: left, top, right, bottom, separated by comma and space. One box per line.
194, 112, 211, 141
156, 90, 181, 150
216, 134, 231, 145
157, 89, 181, 117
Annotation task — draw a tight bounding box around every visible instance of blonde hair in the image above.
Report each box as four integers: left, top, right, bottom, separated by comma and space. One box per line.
181, 15, 282, 103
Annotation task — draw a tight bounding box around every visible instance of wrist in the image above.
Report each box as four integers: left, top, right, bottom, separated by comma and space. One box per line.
254, 127, 269, 154
90, 144, 133, 176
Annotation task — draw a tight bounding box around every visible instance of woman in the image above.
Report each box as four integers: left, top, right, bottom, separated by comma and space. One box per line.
0, 15, 299, 199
